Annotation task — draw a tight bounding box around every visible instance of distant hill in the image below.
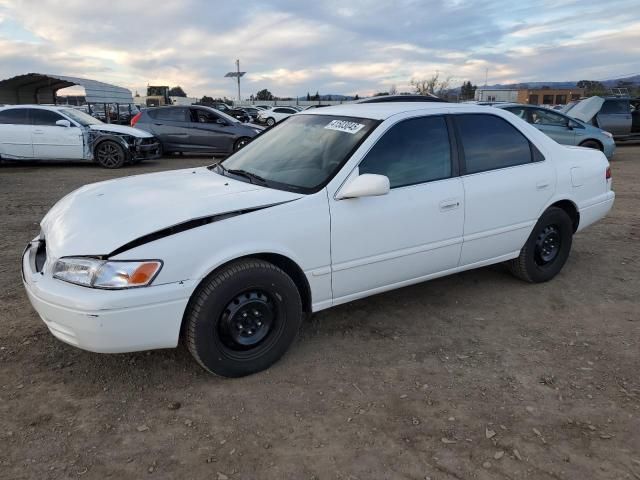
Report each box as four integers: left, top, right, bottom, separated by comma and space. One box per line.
474, 74, 640, 91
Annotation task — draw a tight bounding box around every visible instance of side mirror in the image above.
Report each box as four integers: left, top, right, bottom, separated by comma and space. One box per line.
56, 119, 71, 128
336, 174, 390, 200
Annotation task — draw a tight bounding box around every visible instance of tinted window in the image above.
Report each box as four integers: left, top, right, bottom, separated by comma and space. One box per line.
274, 108, 291, 113
601, 100, 630, 114
531, 109, 568, 126
359, 116, 451, 188
31, 109, 65, 126
191, 108, 221, 123
149, 108, 187, 122
0, 108, 29, 125
456, 114, 532, 174
504, 107, 529, 121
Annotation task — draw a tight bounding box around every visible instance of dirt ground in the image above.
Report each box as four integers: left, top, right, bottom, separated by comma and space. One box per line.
0, 147, 639, 480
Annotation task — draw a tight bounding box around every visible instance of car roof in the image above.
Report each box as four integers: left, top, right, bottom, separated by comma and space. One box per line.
297, 102, 484, 120
356, 94, 445, 104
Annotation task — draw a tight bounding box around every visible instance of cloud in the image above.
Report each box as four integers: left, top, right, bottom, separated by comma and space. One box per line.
0, 0, 638, 98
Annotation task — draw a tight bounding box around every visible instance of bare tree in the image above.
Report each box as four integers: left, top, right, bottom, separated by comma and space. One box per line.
389, 84, 398, 96
410, 73, 452, 97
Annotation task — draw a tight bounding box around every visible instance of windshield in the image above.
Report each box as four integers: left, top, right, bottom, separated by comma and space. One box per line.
217, 114, 378, 193
60, 108, 103, 126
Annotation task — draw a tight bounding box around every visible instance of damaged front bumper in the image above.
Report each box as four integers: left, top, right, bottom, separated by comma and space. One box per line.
130, 137, 162, 161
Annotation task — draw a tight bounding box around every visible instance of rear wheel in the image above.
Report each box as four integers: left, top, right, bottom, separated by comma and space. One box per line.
508, 207, 573, 283
266, 117, 276, 127
95, 140, 126, 169
185, 259, 303, 377
579, 139, 603, 151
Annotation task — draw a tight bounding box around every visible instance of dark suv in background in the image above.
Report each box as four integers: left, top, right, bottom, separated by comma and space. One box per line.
132, 106, 263, 154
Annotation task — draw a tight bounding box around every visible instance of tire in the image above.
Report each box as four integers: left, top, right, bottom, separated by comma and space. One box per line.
579, 139, 602, 151
95, 140, 126, 169
185, 259, 303, 377
234, 137, 251, 151
508, 207, 573, 283
266, 117, 276, 127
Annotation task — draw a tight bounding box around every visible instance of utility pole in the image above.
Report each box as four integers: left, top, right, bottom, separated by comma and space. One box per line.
224, 59, 246, 103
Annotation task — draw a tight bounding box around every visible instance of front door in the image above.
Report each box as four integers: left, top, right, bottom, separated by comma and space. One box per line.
453, 113, 556, 266
329, 115, 464, 303
0, 108, 33, 158
29, 109, 84, 159
529, 108, 576, 145
189, 108, 235, 152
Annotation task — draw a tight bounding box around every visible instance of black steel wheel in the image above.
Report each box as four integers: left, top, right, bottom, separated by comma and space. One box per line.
508, 207, 573, 283
95, 141, 126, 169
234, 137, 250, 151
185, 258, 303, 377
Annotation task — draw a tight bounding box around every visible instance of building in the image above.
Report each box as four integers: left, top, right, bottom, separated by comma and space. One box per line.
475, 86, 586, 105
517, 88, 585, 105
474, 88, 519, 103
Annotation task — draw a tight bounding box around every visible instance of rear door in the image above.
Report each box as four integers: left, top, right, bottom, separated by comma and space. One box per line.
596, 99, 632, 136
0, 108, 33, 158
529, 108, 576, 145
30, 109, 84, 159
454, 113, 556, 266
146, 108, 191, 152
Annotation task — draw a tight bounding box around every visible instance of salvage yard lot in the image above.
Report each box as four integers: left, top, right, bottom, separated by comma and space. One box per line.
0, 147, 639, 479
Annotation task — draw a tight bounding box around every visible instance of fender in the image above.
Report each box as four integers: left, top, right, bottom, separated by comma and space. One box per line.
89, 132, 132, 161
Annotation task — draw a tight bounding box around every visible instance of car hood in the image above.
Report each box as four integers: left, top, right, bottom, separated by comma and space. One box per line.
41, 167, 302, 258
88, 123, 153, 138
565, 96, 604, 122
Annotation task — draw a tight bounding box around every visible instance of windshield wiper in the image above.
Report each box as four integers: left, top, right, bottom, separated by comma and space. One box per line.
226, 168, 268, 185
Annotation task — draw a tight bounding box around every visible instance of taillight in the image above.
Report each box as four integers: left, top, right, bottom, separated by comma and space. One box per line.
606, 166, 611, 180
130, 112, 142, 127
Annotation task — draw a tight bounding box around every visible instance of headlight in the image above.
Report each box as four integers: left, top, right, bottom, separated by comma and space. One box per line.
53, 258, 162, 289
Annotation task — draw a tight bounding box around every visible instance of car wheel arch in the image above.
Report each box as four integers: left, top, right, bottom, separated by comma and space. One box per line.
548, 199, 580, 233
179, 252, 312, 340
92, 135, 130, 160
579, 138, 604, 151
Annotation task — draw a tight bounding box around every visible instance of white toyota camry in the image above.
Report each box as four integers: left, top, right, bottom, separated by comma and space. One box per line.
22, 102, 615, 377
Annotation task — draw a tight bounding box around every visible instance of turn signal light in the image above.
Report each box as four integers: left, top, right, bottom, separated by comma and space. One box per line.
606, 167, 611, 180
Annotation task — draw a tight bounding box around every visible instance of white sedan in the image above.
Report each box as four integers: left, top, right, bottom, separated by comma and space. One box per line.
0, 105, 161, 168
257, 106, 298, 127
22, 103, 614, 377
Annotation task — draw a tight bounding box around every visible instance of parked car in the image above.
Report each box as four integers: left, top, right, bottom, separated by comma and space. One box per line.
357, 94, 446, 103
302, 105, 330, 110
256, 106, 298, 126
239, 107, 261, 122
562, 96, 640, 140
209, 103, 251, 123
0, 105, 160, 168
133, 105, 262, 154
495, 103, 616, 159
22, 103, 614, 377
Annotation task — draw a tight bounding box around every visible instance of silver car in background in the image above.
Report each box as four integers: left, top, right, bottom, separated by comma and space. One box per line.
496, 103, 616, 159
562, 96, 640, 141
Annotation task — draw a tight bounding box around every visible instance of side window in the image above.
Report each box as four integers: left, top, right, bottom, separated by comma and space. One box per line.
191, 109, 219, 123
456, 114, 532, 174
542, 94, 554, 104
504, 107, 529, 121
531, 109, 568, 126
359, 116, 452, 188
0, 108, 29, 125
601, 100, 630, 114
273, 108, 287, 113
30, 109, 65, 126
149, 108, 187, 122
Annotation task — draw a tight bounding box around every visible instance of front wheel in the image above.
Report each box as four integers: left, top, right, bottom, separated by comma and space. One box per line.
508, 207, 573, 283
95, 140, 126, 168
185, 259, 303, 377
234, 137, 251, 151
266, 117, 276, 127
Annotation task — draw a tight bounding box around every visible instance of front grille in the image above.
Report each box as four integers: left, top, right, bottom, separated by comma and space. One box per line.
34, 240, 47, 273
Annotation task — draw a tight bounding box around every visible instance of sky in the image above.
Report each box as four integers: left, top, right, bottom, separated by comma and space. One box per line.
0, 0, 639, 99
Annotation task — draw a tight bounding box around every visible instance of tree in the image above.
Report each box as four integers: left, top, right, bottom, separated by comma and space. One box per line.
410, 73, 452, 97
460, 81, 477, 101
168, 86, 187, 97
256, 89, 274, 101
306, 92, 311, 101
373, 91, 389, 97
389, 84, 397, 96
200, 95, 215, 105
577, 80, 607, 97
313, 91, 320, 101
354, 94, 359, 100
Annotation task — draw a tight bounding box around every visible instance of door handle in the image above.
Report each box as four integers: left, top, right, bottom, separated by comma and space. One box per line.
536, 181, 550, 190
439, 199, 460, 211
33, 129, 44, 134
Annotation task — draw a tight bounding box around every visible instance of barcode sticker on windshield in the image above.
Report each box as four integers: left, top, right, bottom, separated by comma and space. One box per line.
324, 120, 365, 134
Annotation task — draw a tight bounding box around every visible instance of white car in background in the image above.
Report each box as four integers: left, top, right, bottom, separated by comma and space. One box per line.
257, 106, 298, 127
0, 105, 161, 168
23, 103, 614, 377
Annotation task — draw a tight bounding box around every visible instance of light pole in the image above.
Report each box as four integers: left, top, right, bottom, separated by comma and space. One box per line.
224, 59, 246, 103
